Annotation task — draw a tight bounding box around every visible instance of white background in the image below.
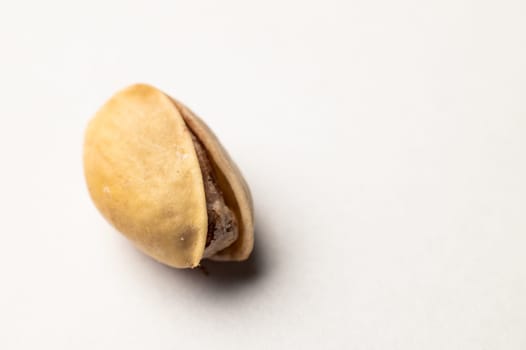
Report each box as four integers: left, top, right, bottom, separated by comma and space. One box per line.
1, 1, 525, 349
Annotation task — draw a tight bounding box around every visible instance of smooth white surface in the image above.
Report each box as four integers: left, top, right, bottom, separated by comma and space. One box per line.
1, 1, 525, 349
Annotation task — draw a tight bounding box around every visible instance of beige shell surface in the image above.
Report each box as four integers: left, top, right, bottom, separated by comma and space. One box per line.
172, 101, 255, 261
83, 84, 207, 268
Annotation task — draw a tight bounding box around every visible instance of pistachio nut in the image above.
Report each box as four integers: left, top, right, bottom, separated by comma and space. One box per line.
83, 84, 254, 268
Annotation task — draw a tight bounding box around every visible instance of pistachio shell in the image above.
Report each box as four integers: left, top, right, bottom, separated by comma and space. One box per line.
83, 84, 254, 268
